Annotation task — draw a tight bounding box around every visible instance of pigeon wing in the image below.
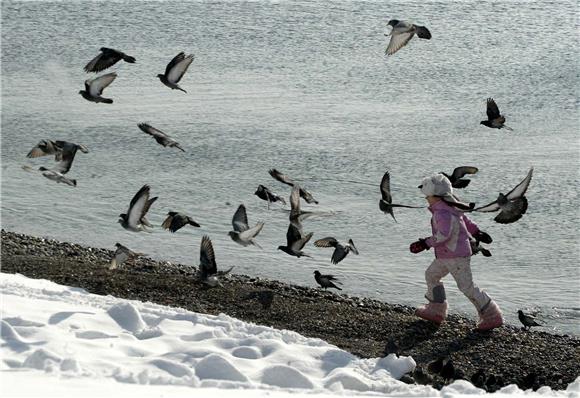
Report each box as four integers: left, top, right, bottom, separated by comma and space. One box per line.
199, 235, 217, 278
126, 186, 150, 228
269, 168, 295, 186
486, 98, 501, 120
27, 140, 59, 158
138, 123, 169, 139
88, 72, 117, 96
232, 204, 249, 232
300, 188, 318, 204
286, 223, 302, 246
505, 167, 533, 200
314, 237, 339, 248
292, 232, 313, 252
386, 32, 414, 55
473, 200, 500, 213
84, 48, 122, 73
53, 145, 79, 174
161, 214, 174, 230
331, 246, 348, 264
167, 54, 194, 84
380, 171, 393, 203
239, 222, 264, 241
451, 166, 479, 181
289, 185, 301, 218
164, 52, 185, 76
348, 239, 359, 255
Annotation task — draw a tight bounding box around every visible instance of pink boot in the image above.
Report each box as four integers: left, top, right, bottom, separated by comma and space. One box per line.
476, 300, 503, 331
415, 302, 448, 325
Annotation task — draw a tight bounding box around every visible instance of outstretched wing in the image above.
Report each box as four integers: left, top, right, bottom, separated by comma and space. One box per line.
286, 223, 302, 246
269, 168, 295, 186
138, 123, 169, 139
232, 204, 249, 232
88, 72, 117, 96
84, 48, 122, 73
239, 222, 264, 241
53, 144, 80, 174
451, 166, 479, 181
331, 246, 348, 265
126, 185, 150, 228
486, 98, 501, 121
348, 239, 359, 255
199, 235, 217, 278
289, 185, 301, 218
167, 53, 194, 84
27, 140, 59, 158
314, 237, 338, 248
506, 167, 533, 200
380, 171, 393, 203
386, 32, 414, 55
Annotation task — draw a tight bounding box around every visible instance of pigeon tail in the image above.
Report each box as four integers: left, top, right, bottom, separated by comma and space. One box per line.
102, 98, 113, 104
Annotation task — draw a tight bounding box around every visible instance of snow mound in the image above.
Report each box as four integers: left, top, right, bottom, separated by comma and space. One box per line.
1, 273, 577, 397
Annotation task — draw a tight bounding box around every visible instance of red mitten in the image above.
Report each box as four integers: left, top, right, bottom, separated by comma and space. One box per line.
410, 238, 429, 254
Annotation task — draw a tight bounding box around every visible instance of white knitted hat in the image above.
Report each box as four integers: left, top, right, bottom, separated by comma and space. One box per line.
420, 174, 453, 197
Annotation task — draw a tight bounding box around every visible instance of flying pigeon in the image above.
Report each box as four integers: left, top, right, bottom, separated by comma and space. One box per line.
22, 165, 77, 187
84, 47, 136, 73
385, 19, 431, 56
198, 235, 233, 287
480, 98, 512, 130
27, 140, 89, 162
138, 123, 185, 152
277, 222, 313, 258
314, 237, 359, 264
161, 212, 200, 232
228, 204, 264, 248
254, 185, 286, 208
441, 166, 479, 189
118, 185, 158, 232
79, 72, 117, 104
379, 171, 422, 222
313, 270, 342, 291
518, 310, 542, 331
473, 167, 533, 224
157, 52, 194, 93
110, 243, 144, 269
269, 168, 318, 204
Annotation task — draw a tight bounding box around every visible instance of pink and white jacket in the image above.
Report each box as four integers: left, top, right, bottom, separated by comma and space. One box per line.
424, 200, 480, 259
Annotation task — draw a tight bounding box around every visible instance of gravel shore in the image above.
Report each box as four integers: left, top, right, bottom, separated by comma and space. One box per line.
1, 230, 578, 391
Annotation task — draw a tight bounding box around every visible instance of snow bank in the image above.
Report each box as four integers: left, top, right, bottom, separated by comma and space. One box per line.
1, 273, 577, 397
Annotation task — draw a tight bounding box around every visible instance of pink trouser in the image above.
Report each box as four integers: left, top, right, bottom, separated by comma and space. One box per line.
425, 257, 491, 312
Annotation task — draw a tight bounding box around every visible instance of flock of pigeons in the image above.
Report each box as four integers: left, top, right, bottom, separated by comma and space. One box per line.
22, 20, 538, 325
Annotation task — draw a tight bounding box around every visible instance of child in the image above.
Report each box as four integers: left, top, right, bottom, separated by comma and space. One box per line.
409, 174, 503, 331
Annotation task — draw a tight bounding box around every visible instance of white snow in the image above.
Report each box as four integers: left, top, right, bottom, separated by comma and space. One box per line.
1, 273, 578, 398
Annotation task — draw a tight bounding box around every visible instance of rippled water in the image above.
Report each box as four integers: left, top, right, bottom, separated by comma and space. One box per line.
1, 0, 578, 335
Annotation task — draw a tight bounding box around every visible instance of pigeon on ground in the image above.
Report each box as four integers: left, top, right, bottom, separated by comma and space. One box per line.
199, 235, 233, 287
278, 222, 313, 258
228, 204, 264, 248
442, 166, 479, 189
383, 339, 399, 356
110, 243, 144, 269
22, 165, 77, 187
471, 369, 486, 389
313, 270, 342, 291
242, 290, 275, 310
118, 185, 158, 232
518, 310, 542, 330
314, 237, 359, 265
470, 239, 491, 257
427, 357, 444, 375
269, 168, 318, 204
473, 167, 533, 224
379, 171, 423, 222
480, 98, 513, 130
84, 47, 136, 73
254, 185, 286, 208
79, 72, 117, 104
138, 123, 185, 152
161, 212, 200, 232
157, 52, 194, 93
412, 366, 433, 385
440, 358, 456, 383
385, 20, 431, 55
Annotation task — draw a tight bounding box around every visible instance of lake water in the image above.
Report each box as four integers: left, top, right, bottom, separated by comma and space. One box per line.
1, 0, 578, 335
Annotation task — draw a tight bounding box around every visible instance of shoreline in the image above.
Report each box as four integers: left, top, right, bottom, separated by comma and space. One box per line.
1, 229, 578, 391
